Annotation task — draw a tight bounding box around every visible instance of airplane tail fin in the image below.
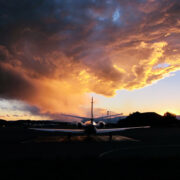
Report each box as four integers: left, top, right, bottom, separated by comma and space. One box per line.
91, 97, 94, 125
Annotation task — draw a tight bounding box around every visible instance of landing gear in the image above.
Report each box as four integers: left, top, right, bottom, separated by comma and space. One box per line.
109, 132, 112, 142
67, 133, 71, 141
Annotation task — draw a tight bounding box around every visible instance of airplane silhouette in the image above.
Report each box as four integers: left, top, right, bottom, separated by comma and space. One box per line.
31, 97, 149, 140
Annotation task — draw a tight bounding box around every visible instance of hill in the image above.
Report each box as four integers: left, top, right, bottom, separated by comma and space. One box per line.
117, 112, 179, 128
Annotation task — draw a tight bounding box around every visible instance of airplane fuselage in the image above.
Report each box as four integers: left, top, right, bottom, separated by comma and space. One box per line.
84, 124, 97, 135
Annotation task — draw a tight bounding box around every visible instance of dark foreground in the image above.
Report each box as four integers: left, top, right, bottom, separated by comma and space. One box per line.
1, 127, 180, 179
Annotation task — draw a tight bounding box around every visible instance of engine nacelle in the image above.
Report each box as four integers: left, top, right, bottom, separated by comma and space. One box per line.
76, 122, 84, 128
97, 121, 106, 128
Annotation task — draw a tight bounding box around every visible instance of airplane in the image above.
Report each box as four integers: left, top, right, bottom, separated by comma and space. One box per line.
30, 97, 149, 141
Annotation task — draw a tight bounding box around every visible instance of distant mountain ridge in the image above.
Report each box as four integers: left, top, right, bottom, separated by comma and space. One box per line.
0, 112, 179, 128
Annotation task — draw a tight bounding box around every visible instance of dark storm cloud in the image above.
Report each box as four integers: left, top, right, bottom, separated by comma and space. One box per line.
0, 62, 34, 99
0, 0, 180, 116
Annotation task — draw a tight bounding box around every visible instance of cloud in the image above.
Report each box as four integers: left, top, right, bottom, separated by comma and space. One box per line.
0, 0, 180, 116
0, 59, 35, 99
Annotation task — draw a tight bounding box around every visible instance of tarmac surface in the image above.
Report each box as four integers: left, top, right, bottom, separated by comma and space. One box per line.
1, 127, 180, 179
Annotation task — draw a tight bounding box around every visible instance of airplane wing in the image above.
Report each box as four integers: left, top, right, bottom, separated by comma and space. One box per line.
30, 128, 85, 135
96, 126, 150, 134
30, 126, 150, 135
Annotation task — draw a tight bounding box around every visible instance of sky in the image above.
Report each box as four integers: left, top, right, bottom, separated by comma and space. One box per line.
0, 0, 180, 120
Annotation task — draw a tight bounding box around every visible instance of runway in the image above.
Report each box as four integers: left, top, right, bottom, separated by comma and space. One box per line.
1, 127, 180, 179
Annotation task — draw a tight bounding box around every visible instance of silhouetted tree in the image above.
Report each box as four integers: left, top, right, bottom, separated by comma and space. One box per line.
163, 112, 177, 122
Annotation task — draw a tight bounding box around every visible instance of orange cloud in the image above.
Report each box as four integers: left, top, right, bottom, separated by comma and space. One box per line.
0, 0, 180, 117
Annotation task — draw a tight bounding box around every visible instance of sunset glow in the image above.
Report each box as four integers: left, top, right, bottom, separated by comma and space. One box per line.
0, 0, 180, 120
